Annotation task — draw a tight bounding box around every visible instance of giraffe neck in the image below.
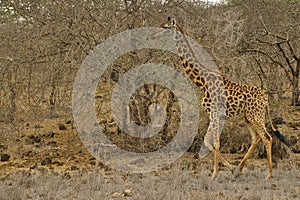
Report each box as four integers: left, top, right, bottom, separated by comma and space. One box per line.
173, 27, 209, 90
173, 25, 232, 97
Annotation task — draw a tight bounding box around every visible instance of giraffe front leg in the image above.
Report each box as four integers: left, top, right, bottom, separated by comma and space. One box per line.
202, 132, 233, 180
202, 106, 233, 180
212, 143, 219, 180
202, 132, 219, 180
211, 140, 234, 179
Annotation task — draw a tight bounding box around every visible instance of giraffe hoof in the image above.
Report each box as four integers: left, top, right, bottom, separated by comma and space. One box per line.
211, 172, 218, 180
230, 166, 236, 174
266, 174, 273, 181
233, 167, 242, 178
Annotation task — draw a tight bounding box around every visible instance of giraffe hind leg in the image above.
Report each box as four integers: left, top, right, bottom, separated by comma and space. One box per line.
261, 128, 273, 180
252, 122, 273, 180
234, 123, 260, 177
244, 120, 273, 180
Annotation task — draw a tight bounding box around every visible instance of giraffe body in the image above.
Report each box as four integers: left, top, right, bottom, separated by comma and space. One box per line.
160, 17, 288, 180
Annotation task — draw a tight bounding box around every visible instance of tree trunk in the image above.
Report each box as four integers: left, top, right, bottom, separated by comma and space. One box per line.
291, 59, 300, 106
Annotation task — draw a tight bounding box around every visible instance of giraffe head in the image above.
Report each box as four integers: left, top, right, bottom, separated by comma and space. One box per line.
160, 17, 184, 33
160, 17, 176, 29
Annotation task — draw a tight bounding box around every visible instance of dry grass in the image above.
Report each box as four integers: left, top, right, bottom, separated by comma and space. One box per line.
0, 154, 299, 200
0, 98, 298, 200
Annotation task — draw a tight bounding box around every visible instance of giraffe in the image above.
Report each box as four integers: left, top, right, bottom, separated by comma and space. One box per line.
159, 17, 289, 180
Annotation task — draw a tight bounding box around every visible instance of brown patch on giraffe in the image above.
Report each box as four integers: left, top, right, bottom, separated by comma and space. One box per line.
189, 73, 196, 80
203, 97, 211, 103
189, 63, 195, 70
200, 77, 205, 84
206, 92, 210, 99
227, 96, 233, 102
182, 60, 188, 68
185, 67, 191, 74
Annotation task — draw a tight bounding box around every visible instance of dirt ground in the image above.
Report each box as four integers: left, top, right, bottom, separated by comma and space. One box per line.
0, 122, 299, 199
0, 101, 299, 199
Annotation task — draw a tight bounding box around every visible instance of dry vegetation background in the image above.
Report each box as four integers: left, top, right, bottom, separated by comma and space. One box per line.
0, 0, 299, 199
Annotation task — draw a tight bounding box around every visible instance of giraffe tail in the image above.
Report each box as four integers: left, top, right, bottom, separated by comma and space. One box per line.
267, 104, 291, 147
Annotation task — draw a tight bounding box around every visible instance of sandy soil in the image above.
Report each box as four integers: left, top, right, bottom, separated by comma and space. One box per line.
0, 115, 299, 199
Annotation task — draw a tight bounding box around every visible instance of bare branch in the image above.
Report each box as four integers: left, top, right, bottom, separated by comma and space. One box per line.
239, 48, 293, 82
276, 43, 295, 77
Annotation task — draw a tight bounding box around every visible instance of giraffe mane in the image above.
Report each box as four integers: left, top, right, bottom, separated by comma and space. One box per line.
174, 20, 222, 75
